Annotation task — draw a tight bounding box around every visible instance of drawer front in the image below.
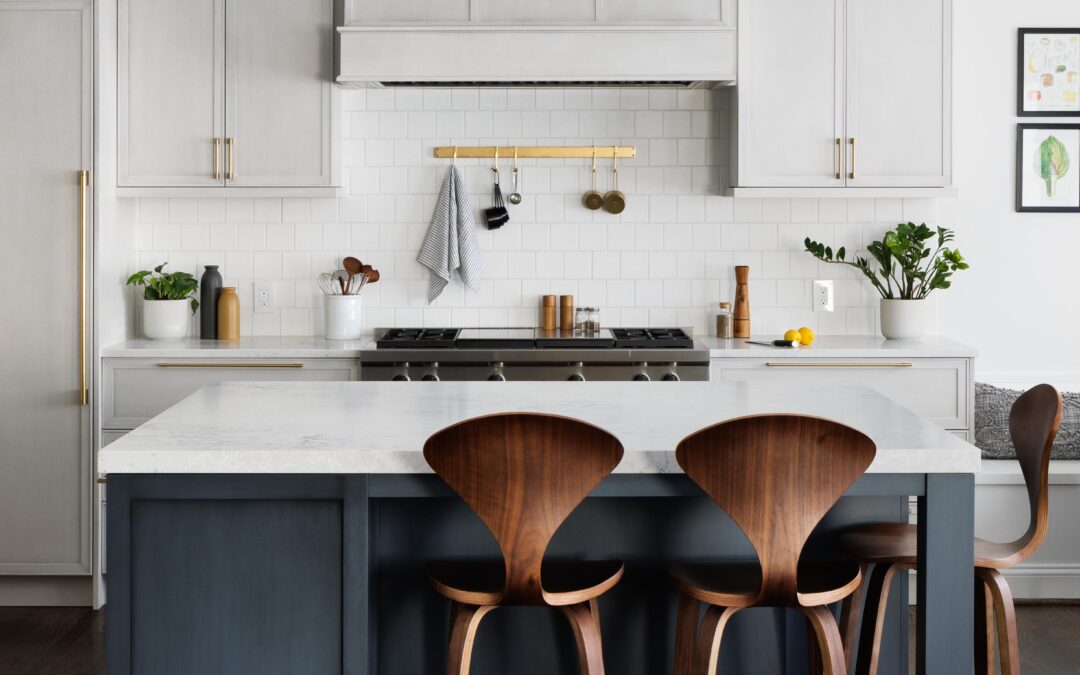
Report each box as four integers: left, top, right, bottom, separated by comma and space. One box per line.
103, 358, 358, 429
710, 358, 970, 430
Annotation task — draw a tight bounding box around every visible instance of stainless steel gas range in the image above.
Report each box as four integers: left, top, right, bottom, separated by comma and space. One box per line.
359, 328, 710, 381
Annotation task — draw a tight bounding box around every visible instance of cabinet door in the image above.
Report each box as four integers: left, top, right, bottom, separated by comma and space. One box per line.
736, 0, 845, 187
0, 0, 93, 573
118, 0, 225, 186
846, 0, 951, 187
225, 0, 336, 187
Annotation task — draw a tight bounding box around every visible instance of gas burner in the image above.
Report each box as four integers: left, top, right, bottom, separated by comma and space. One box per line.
610, 328, 694, 349
376, 328, 460, 349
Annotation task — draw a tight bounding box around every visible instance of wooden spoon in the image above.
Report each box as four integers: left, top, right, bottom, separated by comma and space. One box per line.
343, 257, 363, 294
360, 264, 380, 283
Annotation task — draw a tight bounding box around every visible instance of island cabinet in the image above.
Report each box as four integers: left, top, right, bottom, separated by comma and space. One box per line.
117, 0, 339, 193
731, 0, 952, 194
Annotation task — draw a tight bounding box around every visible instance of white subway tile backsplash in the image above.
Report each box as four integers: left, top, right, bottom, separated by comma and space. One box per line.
130, 87, 899, 337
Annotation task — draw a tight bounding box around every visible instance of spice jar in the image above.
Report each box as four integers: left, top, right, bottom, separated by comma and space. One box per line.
575, 307, 601, 334
716, 301, 733, 339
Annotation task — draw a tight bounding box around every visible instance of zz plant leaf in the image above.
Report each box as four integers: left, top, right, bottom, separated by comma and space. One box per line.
804, 223, 968, 300
126, 262, 200, 314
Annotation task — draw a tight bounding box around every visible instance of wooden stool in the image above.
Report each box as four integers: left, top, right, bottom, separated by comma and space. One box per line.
837, 384, 1062, 675
423, 413, 625, 675
669, 414, 877, 675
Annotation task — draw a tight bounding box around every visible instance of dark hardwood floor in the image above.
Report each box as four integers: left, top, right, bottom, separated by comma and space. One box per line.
0, 605, 1077, 674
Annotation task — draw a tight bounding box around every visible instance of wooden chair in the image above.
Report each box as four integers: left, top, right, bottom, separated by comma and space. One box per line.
423, 413, 625, 675
669, 414, 877, 675
837, 384, 1062, 675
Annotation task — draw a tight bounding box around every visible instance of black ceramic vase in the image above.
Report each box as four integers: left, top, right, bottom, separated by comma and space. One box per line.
200, 265, 223, 339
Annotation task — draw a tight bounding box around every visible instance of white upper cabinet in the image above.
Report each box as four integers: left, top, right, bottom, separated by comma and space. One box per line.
733, 0, 952, 193
118, 0, 224, 187
225, 0, 336, 187
846, 0, 951, 187
118, 0, 339, 192
735, 0, 844, 187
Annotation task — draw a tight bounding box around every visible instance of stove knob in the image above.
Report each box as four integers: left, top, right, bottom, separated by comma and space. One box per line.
421, 372, 440, 382
487, 373, 506, 381
661, 372, 680, 382
567, 373, 586, 382
391, 374, 411, 382
632, 373, 651, 381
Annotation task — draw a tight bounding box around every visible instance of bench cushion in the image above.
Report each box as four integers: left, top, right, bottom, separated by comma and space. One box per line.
975, 382, 1079, 460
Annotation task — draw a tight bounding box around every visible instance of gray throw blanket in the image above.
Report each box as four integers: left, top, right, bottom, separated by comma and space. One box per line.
417, 166, 481, 303
975, 382, 1080, 459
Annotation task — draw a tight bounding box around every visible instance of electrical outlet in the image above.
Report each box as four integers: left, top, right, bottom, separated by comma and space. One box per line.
253, 281, 273, 314
813, 280, 834, 312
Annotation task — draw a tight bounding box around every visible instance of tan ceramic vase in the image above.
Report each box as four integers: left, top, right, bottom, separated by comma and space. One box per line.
217, 287, 240, 340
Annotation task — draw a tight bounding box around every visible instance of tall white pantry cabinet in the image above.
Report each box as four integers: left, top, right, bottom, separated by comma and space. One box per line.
0, 0, 95, 587
733, 0, 952, 190
117, 0, 339, 191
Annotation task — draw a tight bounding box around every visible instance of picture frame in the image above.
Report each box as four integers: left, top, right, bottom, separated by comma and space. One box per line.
1016, 124, 1080, 212
1018, 28, 1080, 117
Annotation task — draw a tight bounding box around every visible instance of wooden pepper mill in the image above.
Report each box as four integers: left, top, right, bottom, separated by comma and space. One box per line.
733, 266, 750, 338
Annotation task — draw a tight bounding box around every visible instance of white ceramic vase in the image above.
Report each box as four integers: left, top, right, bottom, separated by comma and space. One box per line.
143, 299, 191, 339
324, 295, 364, 340
879, 299, 928, 340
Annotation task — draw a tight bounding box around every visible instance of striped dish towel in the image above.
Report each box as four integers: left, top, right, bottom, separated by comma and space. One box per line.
417, 166, 482, 303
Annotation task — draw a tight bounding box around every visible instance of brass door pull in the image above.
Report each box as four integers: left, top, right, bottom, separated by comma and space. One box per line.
213, 138, 222, 179
225, 138, 236, 180
835, 138, 842, 180
848, 137, 856, 180
79, 170, 90, 406
156, 362, 304, 368
764, 362, 912, 368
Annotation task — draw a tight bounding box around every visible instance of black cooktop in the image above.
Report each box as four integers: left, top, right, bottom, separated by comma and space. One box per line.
375, 327, 696, 350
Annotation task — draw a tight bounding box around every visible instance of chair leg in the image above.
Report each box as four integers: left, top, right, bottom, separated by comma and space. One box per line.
446, 602, 495, 675
674, 594, 701, 675
802, 605, 847, 675
838, 563, 869, 670
974, 577, 995, 675
561, 601, 607, 675
694, 605, 740, 675
853, 563, 903, 675
980, 568, 1021, 675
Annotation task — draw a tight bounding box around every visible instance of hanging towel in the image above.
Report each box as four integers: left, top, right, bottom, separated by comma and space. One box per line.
418, 166, 482, 304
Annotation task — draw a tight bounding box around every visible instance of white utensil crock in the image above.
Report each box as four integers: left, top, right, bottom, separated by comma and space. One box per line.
324, 295, 364, 340
143, 299, 191, 339
879, 299, 928, 340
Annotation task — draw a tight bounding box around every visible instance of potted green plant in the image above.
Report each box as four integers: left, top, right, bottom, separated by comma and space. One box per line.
127, 263, 199, 339
805, 223, 969, 339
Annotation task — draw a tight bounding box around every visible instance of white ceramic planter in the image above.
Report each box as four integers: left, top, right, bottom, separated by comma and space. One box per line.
324, 295, 363, 340
143, 299, 191, 339
879, 299, 929, 340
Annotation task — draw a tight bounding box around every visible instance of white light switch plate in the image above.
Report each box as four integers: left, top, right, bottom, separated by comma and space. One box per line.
253, 281, 273, 313
813, 280, 834, 312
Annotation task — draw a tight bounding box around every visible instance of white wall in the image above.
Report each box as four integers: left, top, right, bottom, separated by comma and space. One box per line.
127, 88, 936, 339
940, 0, 1080, 387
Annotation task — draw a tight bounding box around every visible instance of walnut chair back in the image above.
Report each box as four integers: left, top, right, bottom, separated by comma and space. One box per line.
1008, 384, 1063, 565
423, 413, 624, 605
676, 414, 876, 606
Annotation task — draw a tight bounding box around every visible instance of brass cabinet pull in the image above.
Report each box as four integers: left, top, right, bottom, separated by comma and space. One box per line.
225, 138, 236, 180
156, 362, 304, 368
213, 138, 222, 179
764, 362, 912, 368
848, 137, 856, 180
835, 138, 842, 180
79, 170, 90, 406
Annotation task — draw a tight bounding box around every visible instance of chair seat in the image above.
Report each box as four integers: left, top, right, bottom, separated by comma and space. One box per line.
667, 559, 862, 608
427, 559, 624, 607
835, 523, 1021, 569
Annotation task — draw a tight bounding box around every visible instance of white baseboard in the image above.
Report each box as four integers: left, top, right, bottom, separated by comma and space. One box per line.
0, 576, 93, 606
908, 564, 1080, 603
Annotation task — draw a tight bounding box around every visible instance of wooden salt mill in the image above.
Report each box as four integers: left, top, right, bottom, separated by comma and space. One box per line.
733, 266, 750, 338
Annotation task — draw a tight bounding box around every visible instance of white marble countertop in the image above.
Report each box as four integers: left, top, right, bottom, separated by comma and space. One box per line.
98, 381, 980, 475
101, 336, 372, 358
701, 335, 976, 358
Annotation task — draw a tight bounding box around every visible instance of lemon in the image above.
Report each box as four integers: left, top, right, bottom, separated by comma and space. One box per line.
797, 327, 815, 345
783, 329, 803, 343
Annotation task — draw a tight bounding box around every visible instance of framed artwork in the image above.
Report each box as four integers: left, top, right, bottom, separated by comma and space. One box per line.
1016, 124, 1080, 212
1018, 29, 1080, 116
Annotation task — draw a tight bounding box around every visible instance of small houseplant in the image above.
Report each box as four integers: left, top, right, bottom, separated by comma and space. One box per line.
805, 222, 968, 339
127, 263, 199, 339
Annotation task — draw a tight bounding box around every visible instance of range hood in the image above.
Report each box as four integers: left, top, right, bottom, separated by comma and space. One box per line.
337, 11, 736, 89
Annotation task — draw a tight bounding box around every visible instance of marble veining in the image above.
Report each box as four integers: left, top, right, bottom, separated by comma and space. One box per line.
98, 381, 980, 475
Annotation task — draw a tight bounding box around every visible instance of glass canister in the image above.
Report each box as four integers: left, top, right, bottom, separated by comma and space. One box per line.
575, 307, 600, 334
716, 301, 734, 339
